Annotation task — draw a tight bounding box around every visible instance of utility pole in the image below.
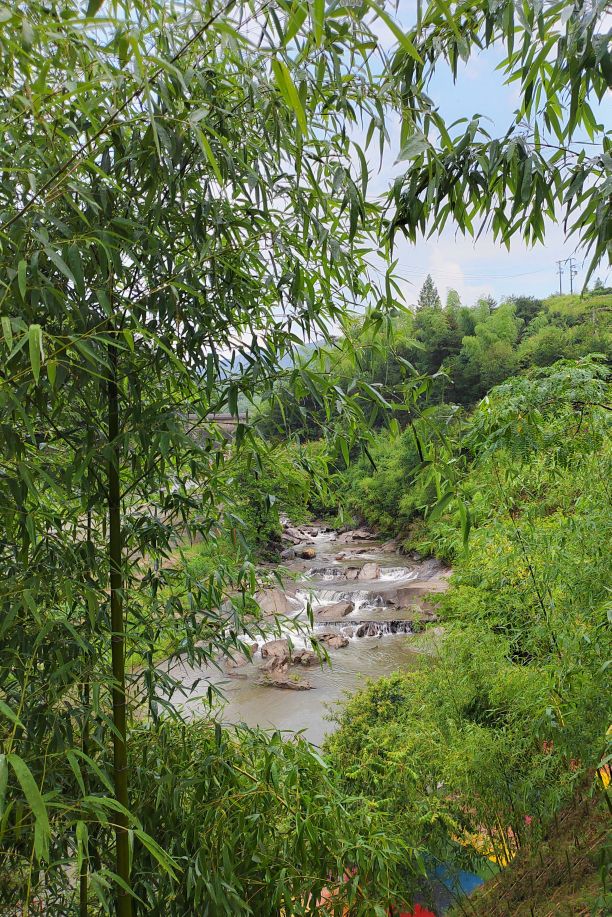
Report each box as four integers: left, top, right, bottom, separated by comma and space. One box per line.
556, 259, 564, 295
556, 257, 578, 295
567, 257, 577, 294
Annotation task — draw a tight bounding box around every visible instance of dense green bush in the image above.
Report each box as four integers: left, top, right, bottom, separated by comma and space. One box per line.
325, 359, 611, 888
130, 721, 411, 915
325, 628, 572, 866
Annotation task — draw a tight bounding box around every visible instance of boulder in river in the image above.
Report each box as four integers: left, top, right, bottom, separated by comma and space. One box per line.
390, 580, 448, 606
260, 638, 291, 664
280, 547, 295, 561
297, 546, 317, 559
381, 539, 399, 552
292, 649, 319, 666
282, 525, 315, 544
316, 632, 350, 649
256, 588, 294, 616
262, 671, 313, 690
336, 528, 373, 544
315, 601, 353, 622
357, 562, 381, 581
344, 567, 361, 580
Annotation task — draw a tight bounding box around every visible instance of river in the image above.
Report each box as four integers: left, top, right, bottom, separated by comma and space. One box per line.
165, 525, 448, 746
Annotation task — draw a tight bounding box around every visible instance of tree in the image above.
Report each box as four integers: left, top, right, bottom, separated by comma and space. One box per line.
446, 289, 461, 310
507, 295, 544, 326
460, 303, 522, 398
388, 0, 612, 282
418, 274, 442, 309
0, 2, 409, 912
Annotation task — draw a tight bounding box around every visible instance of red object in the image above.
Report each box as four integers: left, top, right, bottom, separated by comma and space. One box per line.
393, 906, 436, 917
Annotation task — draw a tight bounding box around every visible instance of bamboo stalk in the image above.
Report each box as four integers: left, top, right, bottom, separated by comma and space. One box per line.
108, 341, 133, 917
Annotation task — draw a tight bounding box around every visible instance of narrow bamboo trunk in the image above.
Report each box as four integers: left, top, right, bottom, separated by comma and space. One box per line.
108, 343, 133, 917
80, 505, 92, 917
79, 679, 90, 916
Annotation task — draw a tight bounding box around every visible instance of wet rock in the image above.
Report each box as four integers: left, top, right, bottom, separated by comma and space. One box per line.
282, 525, 315, 544
297, 546, 316, 560
280, 547, 295, 561
381, 539, 399, 552
310, 565, 344, 579
354, 621, 414, 637
261, 655, 287, 673
316, 632, 350, 649
390, 580, 448, 606
357, 562, 381, 581
336, 528, 372, 544
315, 601, 353, 622
281, 528, 302, 544
256, 588, 294, 616
344, 567, 360, 580
263, 671, 313, 690
355, 622, 380, 637
260, 638, 290, 664
292, 649, 319, 666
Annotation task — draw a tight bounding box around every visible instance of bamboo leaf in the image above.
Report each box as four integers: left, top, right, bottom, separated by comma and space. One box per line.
312, 0, 324, 45
28, 324, 43, 383
0, 755, 7, 818
0, 699, 25, 730
284, 2, 308, 45
1, 316, 13, 350
17, 260, 27, 300
134, 828, 180, 879
194, 127, 223, 185
86, 0, 104, 17
7, 754, 50, 861
428, 490, 454, 522
366, 1, 422, 63
272, 58, 307, 133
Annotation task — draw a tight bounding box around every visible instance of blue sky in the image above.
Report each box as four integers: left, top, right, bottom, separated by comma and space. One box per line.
366, 2, 612, 307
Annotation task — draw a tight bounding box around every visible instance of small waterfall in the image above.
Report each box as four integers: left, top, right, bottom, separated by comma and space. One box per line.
379, 566, 417, 582
314, 619, 415, 638
354, 620, 415, 637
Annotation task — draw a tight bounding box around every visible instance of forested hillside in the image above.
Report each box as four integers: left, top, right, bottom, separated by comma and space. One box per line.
259, 288, 612, 440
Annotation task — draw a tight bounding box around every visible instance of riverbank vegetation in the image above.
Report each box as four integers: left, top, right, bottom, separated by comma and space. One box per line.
324, 357, 611, 909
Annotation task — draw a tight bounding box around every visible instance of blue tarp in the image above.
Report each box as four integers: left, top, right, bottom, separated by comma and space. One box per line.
413, 860, 487, 915
433, 862, 485, 896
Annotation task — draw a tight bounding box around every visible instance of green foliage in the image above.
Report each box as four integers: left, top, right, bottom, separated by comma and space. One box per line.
389, 0, 612, 281
325, 628, 569, 868
0, 1, 409, 909
261, 293, 612, 440
339, 407, 456, 534
130, 721, 410, 915
418, 274, 442, 310
326, 359, 611, 890
228, 443, 313, 555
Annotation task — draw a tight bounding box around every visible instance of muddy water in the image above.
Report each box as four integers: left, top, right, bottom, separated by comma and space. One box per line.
167, 529, 446, 746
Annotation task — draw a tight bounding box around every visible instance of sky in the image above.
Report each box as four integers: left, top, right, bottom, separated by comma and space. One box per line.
365, 1, 612, 308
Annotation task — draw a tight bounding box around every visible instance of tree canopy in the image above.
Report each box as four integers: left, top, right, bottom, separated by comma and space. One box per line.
418, 274, 442, 310
389, 0, 612, 281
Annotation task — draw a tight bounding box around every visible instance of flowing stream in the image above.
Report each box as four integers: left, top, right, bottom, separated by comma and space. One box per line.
166, 526, 448, 746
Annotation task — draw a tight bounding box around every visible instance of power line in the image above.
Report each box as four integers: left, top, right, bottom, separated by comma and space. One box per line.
555, 257, 578, 295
